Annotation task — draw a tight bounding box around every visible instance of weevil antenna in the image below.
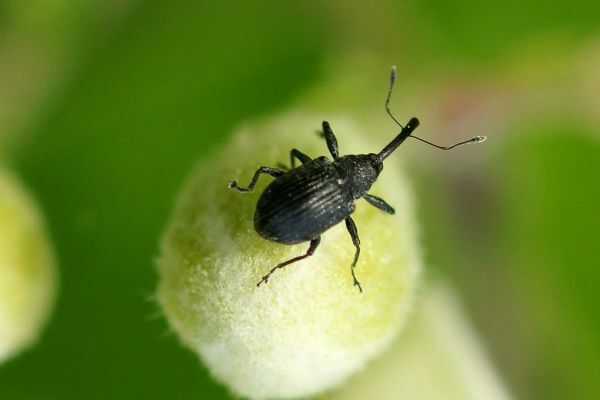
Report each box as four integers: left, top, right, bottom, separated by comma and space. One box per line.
385, 66, 404, 129
410, 134, 487, 150
379, 66, 486, 161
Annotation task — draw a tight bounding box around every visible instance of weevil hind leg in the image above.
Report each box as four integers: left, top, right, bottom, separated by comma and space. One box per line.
364, 193, 395, 214
229, 166, 285, 192
344, 216, 363, 293
257, 237, 321, 287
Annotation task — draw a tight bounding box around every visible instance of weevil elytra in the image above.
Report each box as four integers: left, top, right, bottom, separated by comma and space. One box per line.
229, 66, 486, 292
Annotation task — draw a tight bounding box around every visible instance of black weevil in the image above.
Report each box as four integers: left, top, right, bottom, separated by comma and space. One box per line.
229, 67, 486, 292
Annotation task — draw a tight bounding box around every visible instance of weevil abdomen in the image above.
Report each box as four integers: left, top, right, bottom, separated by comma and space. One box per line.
254, 156, 354, 244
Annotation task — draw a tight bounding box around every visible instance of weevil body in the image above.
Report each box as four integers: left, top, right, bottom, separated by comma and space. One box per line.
254, 156, 355, 245
229, 67, 485, 292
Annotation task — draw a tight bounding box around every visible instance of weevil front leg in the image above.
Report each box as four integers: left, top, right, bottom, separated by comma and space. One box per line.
257, 237, 321, 287
229, 166, 285, 192
364, 193, 395, 214
344, 216, 363, 293
322, 121, 340, 159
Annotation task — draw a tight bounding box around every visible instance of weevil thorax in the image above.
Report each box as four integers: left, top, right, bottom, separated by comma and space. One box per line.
333, 153, 383, 200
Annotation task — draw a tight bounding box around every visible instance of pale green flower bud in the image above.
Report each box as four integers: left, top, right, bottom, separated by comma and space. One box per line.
0, 168, 56, 363
328, 280, 512, 400
157, 112, 421, 399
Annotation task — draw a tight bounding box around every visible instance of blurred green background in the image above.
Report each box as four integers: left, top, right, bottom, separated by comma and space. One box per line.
0, 1, 598, 399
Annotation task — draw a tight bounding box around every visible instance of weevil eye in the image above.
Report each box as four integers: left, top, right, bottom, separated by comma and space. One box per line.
369, 153, 383, 173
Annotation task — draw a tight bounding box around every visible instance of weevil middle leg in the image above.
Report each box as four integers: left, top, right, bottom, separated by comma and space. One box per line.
344, 216, 363, 293
290, 148, 312, 169
276, 148, 312, 170
364, 193, 395, 214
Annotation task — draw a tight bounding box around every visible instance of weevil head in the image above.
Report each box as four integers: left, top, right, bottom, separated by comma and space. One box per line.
334, 154, 383, 199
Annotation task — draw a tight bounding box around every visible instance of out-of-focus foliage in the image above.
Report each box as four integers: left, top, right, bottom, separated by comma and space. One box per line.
0, 168, 56, 363
0, 0, 598, 399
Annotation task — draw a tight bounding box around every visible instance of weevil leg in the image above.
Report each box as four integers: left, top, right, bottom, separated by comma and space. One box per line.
344, 216, 363, 293
322, 121, 340, 159
363, 193, 396, 214
257, 237, 321, 287
290, 148, 312, 169
276, 149, 312, 170
229, 166, 285, 192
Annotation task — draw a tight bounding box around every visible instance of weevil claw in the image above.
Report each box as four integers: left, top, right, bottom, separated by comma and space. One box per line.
353, 280, 363, 293
257, 275, 269, 287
